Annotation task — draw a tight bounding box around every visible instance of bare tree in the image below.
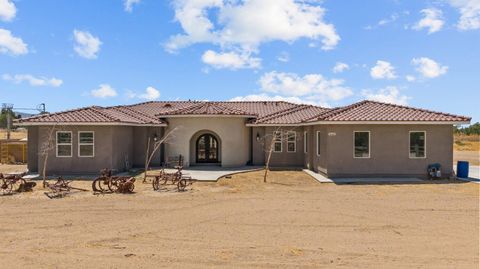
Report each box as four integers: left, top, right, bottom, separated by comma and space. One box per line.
38, 123, 61, 187
259, 127, 299, 183
143, 127, 179, 182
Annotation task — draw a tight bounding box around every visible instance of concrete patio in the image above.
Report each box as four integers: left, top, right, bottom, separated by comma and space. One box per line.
303, 169, 424, 184
163, 166, 264, 181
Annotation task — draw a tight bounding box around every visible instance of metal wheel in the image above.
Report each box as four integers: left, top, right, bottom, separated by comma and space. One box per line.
108, 178, 119, 192
92, 178, 103, 192
1, 181, 13, 195
152, 176, 160, 191
12, 178, 26, 192
177, 178, 187, 192
127, 182, 135, 193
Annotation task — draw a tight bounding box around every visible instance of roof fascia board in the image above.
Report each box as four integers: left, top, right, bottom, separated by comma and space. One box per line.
14, 122, 167, 127
247, 121, 470, 127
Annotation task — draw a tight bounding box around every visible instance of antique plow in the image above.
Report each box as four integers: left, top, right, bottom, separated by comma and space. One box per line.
0, 172, 36, 195
92, 169, 136, 194
44, 177, 88, 199
152, 166, 192, 192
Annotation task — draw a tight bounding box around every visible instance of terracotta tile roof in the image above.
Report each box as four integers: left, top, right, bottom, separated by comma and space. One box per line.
16, 100, 470, 126
306, 100, 471, 122
16, 106, 165, 125
156, 102, 256, 116
254, 105, 330, 124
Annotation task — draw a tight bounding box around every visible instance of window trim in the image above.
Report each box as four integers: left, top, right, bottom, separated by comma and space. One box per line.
78, 131, 95, 158
409, 131, 427, 159
287, 131, 296, 153
273, 131, 282, 153
316, 131, 321, 156
304, 131, 308, 154
56, 131, 73, 158
353, 131, 371, 159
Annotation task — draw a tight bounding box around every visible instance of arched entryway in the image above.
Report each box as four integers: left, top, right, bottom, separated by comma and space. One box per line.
196, 133, 219, 163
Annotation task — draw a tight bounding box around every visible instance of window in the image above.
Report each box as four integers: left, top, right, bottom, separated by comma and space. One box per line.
316, 131, 321, 156
79, 131, 94, 157
409, 131, 426, 158
273, 131, 282, 152
304, 132, 308, 153
287, 131, 296, 152
56, 131, 72, 157
354, 131, 370, 158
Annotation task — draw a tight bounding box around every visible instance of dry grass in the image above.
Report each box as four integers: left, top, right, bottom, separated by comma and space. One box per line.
0, 128, 27, 140
454, 134, 480, 152
0, 169, 478, 268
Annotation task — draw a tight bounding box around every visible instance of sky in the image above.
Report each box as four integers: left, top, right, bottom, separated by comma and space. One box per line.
0, 0, 479, 123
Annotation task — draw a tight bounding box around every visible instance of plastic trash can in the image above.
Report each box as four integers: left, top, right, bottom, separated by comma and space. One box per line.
457, 161, 469, 178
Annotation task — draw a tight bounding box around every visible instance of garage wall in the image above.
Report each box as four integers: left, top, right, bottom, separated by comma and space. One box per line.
325, 124, 454, 178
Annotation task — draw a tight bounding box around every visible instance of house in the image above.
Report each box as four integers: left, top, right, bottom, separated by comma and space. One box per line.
15, 100, 470, 178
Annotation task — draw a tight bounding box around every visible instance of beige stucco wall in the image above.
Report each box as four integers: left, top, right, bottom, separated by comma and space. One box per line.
262, 126, 305, 168
324, 124, 454, 178
35, 126, 134, 175
27, 126, 39, 172
131, 126, 164, 167
164, 117, 250, 167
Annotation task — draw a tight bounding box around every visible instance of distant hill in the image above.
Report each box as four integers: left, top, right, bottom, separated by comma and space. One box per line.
14, 111, 35, 119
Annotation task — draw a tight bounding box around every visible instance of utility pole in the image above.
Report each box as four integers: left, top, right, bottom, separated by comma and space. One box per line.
2, 103, 14, 140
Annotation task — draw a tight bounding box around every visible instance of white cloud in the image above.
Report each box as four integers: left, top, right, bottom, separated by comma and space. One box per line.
201, 50, 261, 69
365, 13, 400, 30
332, 62, 349, 73
370, 60, 397, 79
411, 57, 448, 78
124, 0, 141, 12
413, 8, 444, 34
405, 75, 416, 82
0, 0, 16, 22
448, 0, 480, 30
277, 52, 289, 62
362, 86, 410, 105
0, 28, 28, 56
165, 0, 340, 64
2, 74, 63, 87
139, 86, 161, 100
127, 86, 161, 100
91, 84, 117, 98
230, 93, 317, 105
73, 30, 102, 59
259, 71, 353, 104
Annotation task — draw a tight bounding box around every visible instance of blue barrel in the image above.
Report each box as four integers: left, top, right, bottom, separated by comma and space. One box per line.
457, 161, 469, 178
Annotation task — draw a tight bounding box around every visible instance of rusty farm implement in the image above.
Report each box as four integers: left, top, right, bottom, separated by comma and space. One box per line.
0, 172, 36, 195
92, 169, 136, 194
44, 177, 89, 199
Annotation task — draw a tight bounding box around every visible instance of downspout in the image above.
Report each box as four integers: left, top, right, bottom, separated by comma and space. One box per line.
248, 126, 253, 165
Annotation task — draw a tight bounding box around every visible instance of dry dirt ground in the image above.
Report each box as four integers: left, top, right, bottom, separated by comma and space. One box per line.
0, 170, 478, 268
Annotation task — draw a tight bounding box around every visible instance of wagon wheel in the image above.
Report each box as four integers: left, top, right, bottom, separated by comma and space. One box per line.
177, 178, 187, 192
1, 181, 13, 195
127, 182, 135, 193
92, 178, 103, 192
152, 176, 160, 191
12, 178, 27, 192
108, 178, 120, 193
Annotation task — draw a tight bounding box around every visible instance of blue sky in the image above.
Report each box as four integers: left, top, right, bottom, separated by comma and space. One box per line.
0, 0, 478, 122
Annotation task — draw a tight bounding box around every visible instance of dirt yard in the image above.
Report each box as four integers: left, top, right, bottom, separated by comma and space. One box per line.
0, 170, 478, 268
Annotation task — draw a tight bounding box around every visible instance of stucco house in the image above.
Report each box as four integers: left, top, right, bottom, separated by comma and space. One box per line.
16, 100, 470, 178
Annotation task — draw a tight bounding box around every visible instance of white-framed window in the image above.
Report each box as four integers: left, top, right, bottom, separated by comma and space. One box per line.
409, 131, 426, 158
273, 131, 282, 153
287, 131, 296, 153
78, 131, 95, 157
354, 131, 370, 158
316, 131, 321, 156
304, 131, 308, 154
56, 131, 72, 157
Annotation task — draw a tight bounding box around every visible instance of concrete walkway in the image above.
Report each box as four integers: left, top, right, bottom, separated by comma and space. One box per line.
163, 166, 264, 181
303, 169, 424, 184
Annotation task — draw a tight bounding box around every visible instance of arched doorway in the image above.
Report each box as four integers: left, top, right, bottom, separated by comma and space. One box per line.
196, 134, 219, 163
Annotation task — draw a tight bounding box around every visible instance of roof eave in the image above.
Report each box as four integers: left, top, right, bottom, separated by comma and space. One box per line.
14, 122, 168, 127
